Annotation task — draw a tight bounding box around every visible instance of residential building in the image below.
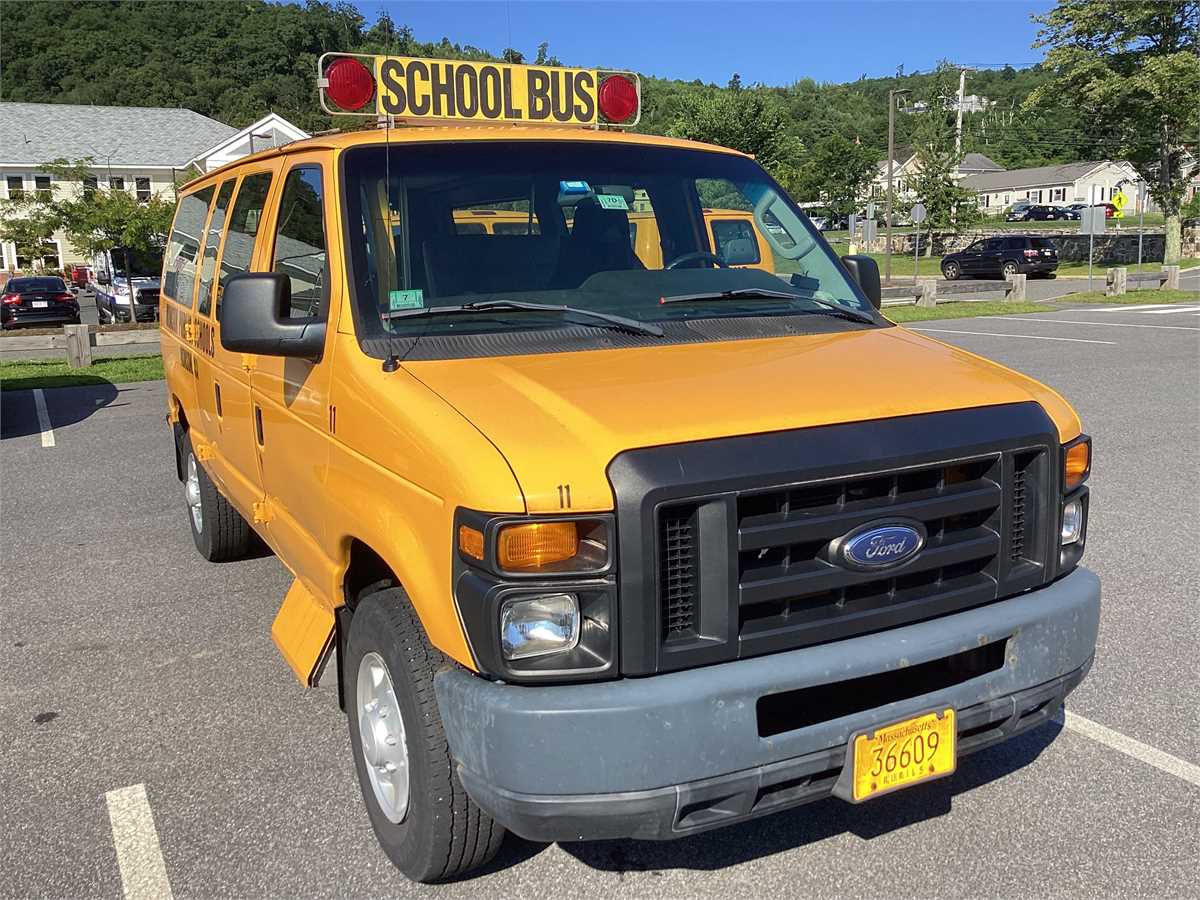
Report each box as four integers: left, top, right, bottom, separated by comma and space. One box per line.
961, 160, 1143, 214
0, 103, 307, 272
870, 149, 1004, 204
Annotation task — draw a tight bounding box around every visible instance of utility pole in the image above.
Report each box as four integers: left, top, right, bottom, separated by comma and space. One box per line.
955, 68, 968, 156
885, 87, 910, 285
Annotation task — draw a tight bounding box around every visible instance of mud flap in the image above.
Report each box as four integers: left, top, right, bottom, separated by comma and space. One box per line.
271, 579, 336, 687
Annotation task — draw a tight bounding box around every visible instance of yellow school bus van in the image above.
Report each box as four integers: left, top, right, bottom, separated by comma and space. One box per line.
161, 54, 1099, 882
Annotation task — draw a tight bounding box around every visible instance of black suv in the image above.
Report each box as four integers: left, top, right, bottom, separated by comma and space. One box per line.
1005, 203, 1064, 222
941, 235, 1059, 280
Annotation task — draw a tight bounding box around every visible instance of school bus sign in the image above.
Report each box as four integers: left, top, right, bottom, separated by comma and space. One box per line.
318, 52, 641, 127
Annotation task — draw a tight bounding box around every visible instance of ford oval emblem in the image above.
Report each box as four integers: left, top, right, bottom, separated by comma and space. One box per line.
835, 521, 926, 571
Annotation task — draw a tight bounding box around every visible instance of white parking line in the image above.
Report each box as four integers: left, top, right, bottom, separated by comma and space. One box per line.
105, 784, 173, 900
1143, 306, 1200, 315
33, 388, 55, 448
983, 316, 1199, 332
1061, 711, 1200, 789
911, 327, 1116, 345
1085, 303, 1180, 312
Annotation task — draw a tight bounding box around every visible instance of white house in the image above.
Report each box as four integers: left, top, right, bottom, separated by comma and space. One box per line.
960, 160, 1143, 213
0, 103, 307, 272
870, 149, 1004, 204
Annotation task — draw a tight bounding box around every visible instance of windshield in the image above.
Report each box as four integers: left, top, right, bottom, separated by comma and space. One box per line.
112, 246, 164, 279
342, 141, 873, 345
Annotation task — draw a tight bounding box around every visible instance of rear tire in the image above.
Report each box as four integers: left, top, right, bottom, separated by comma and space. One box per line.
180, 431, 253, 562
345, 586, 505, 883
1001, 261, 1019, 278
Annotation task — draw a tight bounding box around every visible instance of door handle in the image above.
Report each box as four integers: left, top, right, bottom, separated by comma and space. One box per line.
254, 406, 264, 446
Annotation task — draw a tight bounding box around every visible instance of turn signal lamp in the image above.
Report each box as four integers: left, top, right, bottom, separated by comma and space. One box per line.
458, 525, 485, 561
324, 56, 375, 111
1064, 439, 1091, 491
598, 74, 638, 124
498, 521, 579, 571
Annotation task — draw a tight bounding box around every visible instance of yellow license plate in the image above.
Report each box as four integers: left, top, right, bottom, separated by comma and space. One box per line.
851, 708, 956, 802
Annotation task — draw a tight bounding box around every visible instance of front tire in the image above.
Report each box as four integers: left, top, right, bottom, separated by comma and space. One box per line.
180, 431, 253, 561
941, 261, 961, 280
346, 587, 505, 883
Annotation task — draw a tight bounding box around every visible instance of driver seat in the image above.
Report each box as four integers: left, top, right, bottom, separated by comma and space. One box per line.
554, 198, 643, 288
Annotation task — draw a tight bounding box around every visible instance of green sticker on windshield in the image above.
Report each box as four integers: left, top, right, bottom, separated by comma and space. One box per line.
596, 193, 629, 211
389, 289, 424, 311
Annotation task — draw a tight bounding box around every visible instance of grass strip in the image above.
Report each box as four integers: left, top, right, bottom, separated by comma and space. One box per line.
0, 355, 164, 391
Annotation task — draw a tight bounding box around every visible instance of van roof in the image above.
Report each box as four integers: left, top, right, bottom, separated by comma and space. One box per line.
180, 125, 750, 192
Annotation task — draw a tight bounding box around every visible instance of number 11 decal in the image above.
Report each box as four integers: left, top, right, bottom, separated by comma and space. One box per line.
557, 484, 572, 508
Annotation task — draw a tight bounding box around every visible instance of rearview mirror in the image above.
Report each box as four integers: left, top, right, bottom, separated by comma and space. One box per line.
220, 273, 325, 360
840, 254, 881, 310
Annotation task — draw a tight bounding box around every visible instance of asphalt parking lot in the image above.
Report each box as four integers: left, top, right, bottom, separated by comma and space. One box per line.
2, 301, 1198, 898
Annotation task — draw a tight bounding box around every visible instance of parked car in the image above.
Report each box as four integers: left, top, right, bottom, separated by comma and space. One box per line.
941, 234, 1059, 280
0, 276, 81, 329
1057, 206, 1081, 221
1093, 202, 1118, 219
1006, 203, 1064, 222
96, 274, 161, 324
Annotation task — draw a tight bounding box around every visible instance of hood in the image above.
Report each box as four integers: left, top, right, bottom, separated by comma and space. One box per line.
404, 327, 1081, 512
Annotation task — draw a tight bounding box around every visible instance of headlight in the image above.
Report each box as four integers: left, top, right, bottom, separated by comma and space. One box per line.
500, 593, 580, 660
458, 516, 610, 575
1061, 498, 1083, 544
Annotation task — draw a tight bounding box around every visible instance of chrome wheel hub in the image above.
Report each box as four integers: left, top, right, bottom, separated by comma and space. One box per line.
357, 651, 409, 823
185, 453, 202, 533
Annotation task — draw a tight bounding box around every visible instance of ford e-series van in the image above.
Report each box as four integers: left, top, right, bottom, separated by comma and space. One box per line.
161, 54, 1098, 882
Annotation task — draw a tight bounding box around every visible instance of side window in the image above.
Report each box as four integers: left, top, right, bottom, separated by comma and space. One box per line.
1003, 237, 1025, 251
163, 187, 214, 307
710, 218, 761, 265
196, 180, 235, 317
217, 172, 273, 320
980, 238, 1004, 253
272, 165, 327, 319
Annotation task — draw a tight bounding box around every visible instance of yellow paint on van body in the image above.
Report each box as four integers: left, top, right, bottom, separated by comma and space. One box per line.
163, 125, 1082, 680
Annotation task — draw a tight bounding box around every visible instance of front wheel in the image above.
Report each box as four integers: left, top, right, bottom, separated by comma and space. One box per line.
941, 261, 961, 281
180, 432, 253, 561
346, 587, 505, 883
1001, 261, 1019, 278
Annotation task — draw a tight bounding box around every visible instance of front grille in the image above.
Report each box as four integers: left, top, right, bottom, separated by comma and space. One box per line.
661, 505, 698, 640
610, 402, 1058, 675
135, 289, 160, 304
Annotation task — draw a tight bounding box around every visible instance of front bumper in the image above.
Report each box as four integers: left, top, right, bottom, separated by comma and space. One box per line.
436, 566, 1100, 842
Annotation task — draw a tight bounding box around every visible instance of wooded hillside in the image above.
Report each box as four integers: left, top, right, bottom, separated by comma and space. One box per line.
3, 0, 1119, 171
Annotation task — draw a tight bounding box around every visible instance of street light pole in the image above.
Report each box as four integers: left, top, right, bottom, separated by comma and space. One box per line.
885, 88, 910, 285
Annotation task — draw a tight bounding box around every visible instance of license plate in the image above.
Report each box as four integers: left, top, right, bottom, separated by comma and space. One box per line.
32, 300, 48, 308
851, 708, 956, 802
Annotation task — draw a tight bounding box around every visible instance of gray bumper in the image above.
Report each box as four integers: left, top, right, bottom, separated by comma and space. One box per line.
436, 567, 1100, 842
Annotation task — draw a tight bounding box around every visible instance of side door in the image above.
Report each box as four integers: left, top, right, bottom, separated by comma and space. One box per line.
195, 166, 278, 516
968, 238, 1003, 275
251, 155, 338, 595
956, 240, 985, 274
161, 186, 215, 431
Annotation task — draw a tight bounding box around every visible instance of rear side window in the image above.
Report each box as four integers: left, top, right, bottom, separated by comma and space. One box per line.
196, 180, 235, 317
272, 166, 327, 319
1030, 238, 1055, 250
164, 187, 214, 307
217, 172, 273, 320
1003, 237, 1026, 251
710, 218, 760, 265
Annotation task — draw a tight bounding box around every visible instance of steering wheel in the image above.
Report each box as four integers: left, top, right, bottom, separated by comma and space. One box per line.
665, 251, 729, 270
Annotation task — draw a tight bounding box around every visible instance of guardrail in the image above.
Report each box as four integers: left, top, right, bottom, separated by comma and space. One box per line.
880, 275, 1028, 308
0, 324, 159, 366
1104, 265, 1180, 296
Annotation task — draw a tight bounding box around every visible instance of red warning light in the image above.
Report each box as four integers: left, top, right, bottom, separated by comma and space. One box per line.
325, 57, 375, 111
598, 74, 638, 124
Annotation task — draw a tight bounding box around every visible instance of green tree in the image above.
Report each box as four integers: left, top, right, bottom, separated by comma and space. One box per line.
1028, 0, 1200, 263
665, 83, 804, 194
796, 135, 880, 217
909, 64, 981, 241
0, 193, 61, 272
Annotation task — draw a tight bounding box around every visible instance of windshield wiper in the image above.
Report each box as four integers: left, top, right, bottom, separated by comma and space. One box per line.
383, 299, 664, 337
658, 288, 876, 325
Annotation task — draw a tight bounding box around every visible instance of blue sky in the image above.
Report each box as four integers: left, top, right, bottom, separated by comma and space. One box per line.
346, 1, 1054, 85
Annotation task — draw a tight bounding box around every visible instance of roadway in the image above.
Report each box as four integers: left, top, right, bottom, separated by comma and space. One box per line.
1, 302, 1197, 897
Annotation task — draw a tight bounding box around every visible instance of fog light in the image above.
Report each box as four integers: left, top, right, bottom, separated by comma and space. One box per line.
1061, 499, 1083, 544
500, 593, 580, 661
